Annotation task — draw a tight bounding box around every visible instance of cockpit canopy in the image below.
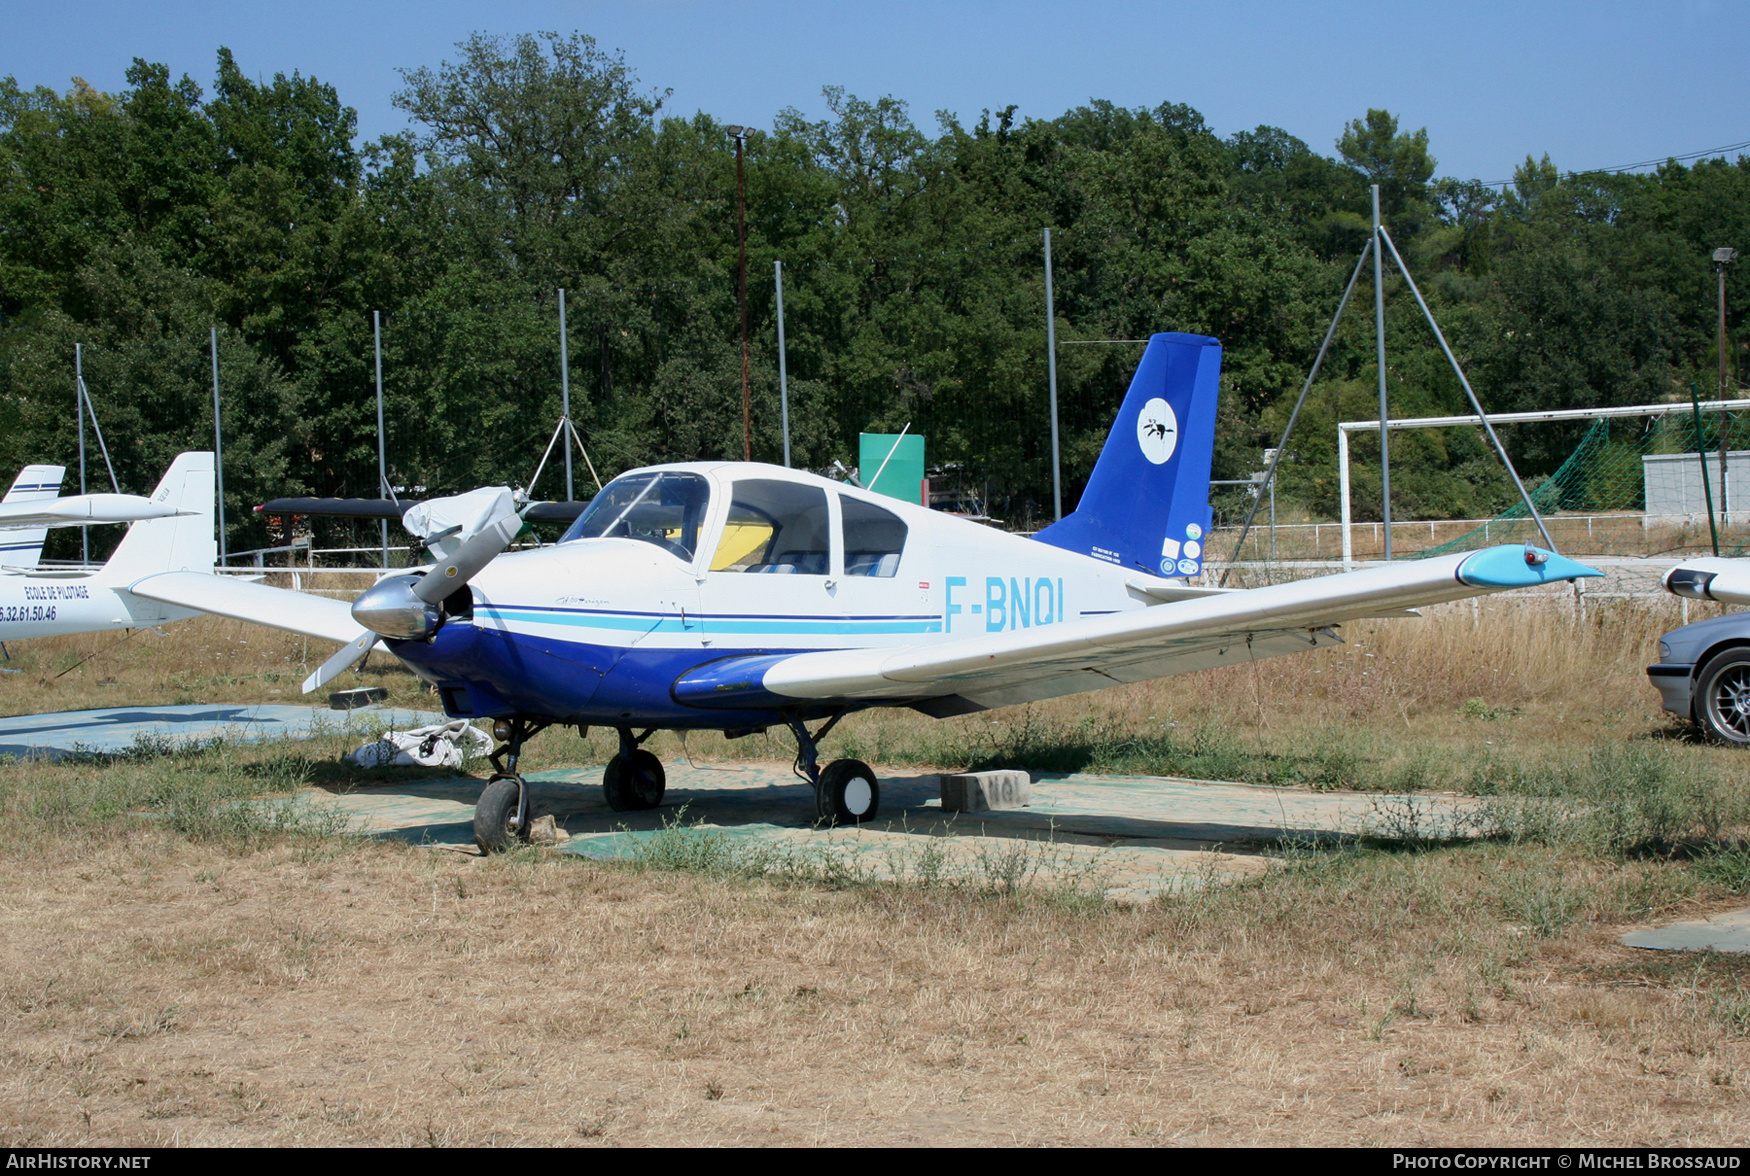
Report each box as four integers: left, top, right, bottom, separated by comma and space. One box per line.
560, 468, 907, 578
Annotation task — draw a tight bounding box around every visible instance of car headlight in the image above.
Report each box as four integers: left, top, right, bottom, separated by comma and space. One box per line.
1659, 640, 1672, 661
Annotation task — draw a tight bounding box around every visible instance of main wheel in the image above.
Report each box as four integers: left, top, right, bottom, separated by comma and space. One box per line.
603, 749, 666, 811
816, 759, 879, 825
1696, 649, 1750, 746
474, 776, 528, 854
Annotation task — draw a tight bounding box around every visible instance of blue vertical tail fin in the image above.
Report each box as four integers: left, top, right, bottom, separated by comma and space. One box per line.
1033, 332, 1221, 577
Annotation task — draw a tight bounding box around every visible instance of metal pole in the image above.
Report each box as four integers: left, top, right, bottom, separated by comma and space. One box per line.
211, 327, 226, 566
734, 130, 750, 462
1044, 228, 1062, 521
1373, 185, 1392, 559
1720, 261, 1732, 520
1377, 226, 1557, 552
374, 311, 388, 568
775, 261, 791, 467
1691, 382, 1720, 557
1338, 426, 1353, 568
559, 288, 573, 500
76, 343, 87, 565
1220, 240, 1371, 584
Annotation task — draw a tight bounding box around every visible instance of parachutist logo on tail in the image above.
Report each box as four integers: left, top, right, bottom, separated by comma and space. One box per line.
1136, 398, 1179, 465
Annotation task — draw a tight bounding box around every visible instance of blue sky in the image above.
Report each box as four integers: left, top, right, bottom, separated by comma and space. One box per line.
4, 1, 1745, 184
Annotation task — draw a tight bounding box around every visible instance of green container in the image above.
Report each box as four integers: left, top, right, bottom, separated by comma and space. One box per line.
858, 433, 926, 505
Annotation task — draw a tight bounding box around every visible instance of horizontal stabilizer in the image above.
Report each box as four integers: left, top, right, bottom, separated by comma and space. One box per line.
0, 493, 188, 530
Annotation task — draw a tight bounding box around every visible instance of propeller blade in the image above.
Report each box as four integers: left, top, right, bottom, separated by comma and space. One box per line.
413, 496, 522, 604
301, 630, 379, 694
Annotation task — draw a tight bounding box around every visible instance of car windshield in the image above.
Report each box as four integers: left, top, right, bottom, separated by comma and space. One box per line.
558, 472, 711, 561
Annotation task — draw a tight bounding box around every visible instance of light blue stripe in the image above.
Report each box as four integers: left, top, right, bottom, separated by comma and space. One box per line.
479, 606, 941, 637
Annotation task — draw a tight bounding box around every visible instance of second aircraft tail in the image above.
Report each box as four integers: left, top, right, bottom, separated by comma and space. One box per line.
100, 453, 217, 583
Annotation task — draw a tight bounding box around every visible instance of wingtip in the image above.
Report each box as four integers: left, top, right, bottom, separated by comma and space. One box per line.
1456, 544, 1603, 588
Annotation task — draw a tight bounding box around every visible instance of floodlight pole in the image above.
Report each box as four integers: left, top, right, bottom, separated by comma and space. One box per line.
559, 288, 573, 500
211, 327, 226, 566
1373, 185, 1392, 559
374, 311, 388, 568
1044, 228, 1062, 521
775, 261, 791, 468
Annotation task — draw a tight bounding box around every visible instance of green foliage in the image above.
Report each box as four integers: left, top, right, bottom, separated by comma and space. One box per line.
1474, 742, 1743, 857
2, 39, 1745, 537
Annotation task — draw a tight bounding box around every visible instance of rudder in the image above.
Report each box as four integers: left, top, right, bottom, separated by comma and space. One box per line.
1033, 332, 1221, 577
101, 453, 217, 582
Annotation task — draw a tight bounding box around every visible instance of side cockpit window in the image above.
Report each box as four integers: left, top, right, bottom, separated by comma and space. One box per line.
559, 472, 710, 561
710, 480, 831, 574
841, 494, 906, 577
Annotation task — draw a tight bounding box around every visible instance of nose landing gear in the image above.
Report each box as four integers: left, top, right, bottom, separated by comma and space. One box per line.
475, 717, 550, 854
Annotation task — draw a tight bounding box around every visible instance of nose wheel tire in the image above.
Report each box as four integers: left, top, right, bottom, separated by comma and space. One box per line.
816, 758, 879, 825
604, 749, 666, 811
474, 776, 529, 854
1696, 649, 1750, 746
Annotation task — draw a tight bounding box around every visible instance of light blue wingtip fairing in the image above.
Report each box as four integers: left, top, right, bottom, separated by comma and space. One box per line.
1455, 545, 1603, 588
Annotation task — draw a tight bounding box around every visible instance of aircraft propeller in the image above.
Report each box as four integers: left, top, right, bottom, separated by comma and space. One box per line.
299, 488, 526, 694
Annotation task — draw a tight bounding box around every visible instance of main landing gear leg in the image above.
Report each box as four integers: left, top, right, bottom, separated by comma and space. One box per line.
785, 712, 879, 826
603, 727, 666, 811
476, 717, 548, 854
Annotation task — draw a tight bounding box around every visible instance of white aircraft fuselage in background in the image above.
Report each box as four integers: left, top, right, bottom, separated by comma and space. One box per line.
0, 453, 217, 640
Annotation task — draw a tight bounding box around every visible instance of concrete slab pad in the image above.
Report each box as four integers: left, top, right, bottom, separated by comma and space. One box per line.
1622, 909, 1750, 953
0, 703, 441, 760
307, 760, 1478, 903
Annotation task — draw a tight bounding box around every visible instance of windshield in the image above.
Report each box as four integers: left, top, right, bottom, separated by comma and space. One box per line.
558, 472, 711, 561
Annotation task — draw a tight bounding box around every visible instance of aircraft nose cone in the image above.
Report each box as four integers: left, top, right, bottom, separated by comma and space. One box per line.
352, 574, 439, 640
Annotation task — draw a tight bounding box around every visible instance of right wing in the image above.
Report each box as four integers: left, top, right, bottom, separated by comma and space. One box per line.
128, 571, 361, 644
674, 545, 1601, 714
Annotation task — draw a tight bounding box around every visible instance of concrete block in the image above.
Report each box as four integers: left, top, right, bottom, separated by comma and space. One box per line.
940, 770, 1031, 812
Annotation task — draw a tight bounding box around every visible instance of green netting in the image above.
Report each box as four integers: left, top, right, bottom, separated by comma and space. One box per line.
1409, 410, 1750, 559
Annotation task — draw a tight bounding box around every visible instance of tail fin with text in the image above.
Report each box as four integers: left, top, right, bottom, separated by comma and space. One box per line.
1032, 332, 1221, 578
101, 453, 217, 582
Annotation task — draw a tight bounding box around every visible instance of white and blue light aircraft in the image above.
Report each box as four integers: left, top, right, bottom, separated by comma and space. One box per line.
128, 333, 1600, 851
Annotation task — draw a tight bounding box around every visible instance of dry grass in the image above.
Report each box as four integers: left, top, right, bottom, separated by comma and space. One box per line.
3, 592, 1750, 1144
1, 825, 1748, 1145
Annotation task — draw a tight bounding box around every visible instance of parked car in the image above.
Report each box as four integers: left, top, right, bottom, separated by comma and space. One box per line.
1648, 612, 1750, 744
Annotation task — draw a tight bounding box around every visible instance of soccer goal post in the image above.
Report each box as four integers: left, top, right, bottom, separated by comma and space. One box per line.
1337, 397, 1750, 567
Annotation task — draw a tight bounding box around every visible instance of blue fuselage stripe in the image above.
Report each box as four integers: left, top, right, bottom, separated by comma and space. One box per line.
478, 605, 942, 636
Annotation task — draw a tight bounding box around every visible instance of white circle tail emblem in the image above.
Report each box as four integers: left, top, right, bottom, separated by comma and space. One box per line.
1136, 398, 1179, 465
